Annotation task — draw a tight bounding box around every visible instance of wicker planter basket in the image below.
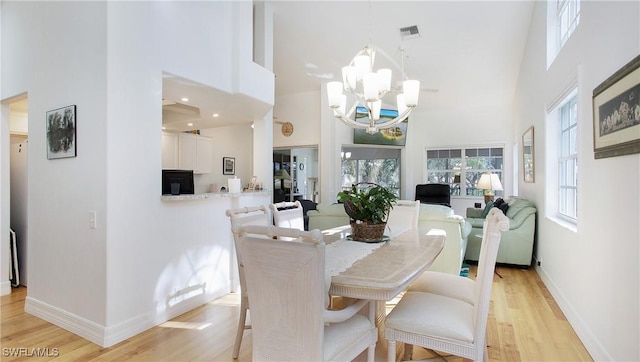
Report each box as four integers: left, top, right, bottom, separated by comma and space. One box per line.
350, 221, 387, 242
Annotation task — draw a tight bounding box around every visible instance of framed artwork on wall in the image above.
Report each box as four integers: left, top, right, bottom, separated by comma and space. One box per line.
46, 105, 77, 159
223, 157, 235, 175
592, 54, 640, 159
522, 126, 534, 183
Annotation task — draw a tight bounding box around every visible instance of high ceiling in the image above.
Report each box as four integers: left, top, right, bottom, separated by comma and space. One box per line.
271, 1, 535, 109
162, 1, 535, 130
10, 2, 537, 133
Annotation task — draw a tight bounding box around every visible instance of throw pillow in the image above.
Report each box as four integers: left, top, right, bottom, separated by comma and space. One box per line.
497, 202, 509, 215
492, 198, 510, 215
480, 201, 494, 218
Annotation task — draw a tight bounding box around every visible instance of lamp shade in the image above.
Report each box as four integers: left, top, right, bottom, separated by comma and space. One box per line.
274, 169, 291, 180
403, 80, 420, 107
327, 81, 343, 108
477, 172, 503, 191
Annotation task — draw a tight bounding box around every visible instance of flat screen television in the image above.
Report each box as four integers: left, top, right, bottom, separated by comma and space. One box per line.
162, 169, 195, 195
353, 106, 408, 146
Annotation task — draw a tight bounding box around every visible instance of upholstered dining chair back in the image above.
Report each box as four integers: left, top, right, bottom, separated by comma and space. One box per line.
270, 200, 305, 231
234, 224, 377, 361
225, 205, 270, 359
415, 183, 451, 207
386, 200, 420, 236
384, 208, 509, 362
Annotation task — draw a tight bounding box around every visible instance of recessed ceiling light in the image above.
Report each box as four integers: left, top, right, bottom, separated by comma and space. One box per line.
162, 126, 166, 130
212, 113, 219, 118
187, 122, 194, 127
181, 97, 189, 102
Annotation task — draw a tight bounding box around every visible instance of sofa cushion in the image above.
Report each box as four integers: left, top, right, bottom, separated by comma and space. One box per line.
505, 198, 533, 219
315, 203, 348, 216
467, 218, 484, 228
418, 204, 454, 220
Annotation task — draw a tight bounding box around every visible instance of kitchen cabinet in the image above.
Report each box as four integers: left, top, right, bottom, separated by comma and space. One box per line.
178, 133, 213, 174
162, 132, 179, 169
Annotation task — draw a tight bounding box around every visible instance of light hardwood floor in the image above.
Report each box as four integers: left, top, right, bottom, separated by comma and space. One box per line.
1, 265, 592, 361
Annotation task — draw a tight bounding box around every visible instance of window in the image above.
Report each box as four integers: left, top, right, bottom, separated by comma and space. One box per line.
341, 147, 401, 197
559, 95, 578, 219
547, 0, 580, 67
425, 147, 504, 198
546, 85, 578, 226
557, 0, 580, 48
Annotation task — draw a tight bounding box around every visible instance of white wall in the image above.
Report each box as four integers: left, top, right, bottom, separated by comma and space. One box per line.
2, 1, 274, 347
199, 124, 255, 193
513, 2, 639, 360
2, 1, 110, 324
273, 91, 321, 147
277, 84, 514, 208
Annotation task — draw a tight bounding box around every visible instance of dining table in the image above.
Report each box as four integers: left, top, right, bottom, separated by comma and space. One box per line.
321, 225, 446, 302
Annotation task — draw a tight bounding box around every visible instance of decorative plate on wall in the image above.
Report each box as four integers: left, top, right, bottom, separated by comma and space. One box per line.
281, 122, 294, 137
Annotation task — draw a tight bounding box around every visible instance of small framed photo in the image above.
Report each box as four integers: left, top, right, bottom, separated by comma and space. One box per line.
46, 105, 77, 159
223, 157, 235, 175
593, 55, 640, 159
248, 176, 257, 190
522, 126, 535, 183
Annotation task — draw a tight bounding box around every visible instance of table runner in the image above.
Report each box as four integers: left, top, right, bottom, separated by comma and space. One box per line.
325, 238, 384, 279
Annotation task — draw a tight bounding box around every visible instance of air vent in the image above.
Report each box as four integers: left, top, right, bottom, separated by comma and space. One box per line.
400, 25, 420, 40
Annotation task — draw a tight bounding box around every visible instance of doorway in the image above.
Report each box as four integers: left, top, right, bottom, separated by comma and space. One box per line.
5, 96, 29, 287
273, 147, 318, 203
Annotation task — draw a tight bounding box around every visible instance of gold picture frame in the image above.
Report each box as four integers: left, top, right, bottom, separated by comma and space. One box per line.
522, 126, 534, 183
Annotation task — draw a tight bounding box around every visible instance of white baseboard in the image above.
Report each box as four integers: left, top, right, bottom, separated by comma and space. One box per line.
535, 265, 612, 361
0, 281, 12, 296
25, 285, 229, 348
25, 296, 106, 346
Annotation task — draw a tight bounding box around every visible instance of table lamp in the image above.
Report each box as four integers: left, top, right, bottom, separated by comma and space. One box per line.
477, 172, 503, 205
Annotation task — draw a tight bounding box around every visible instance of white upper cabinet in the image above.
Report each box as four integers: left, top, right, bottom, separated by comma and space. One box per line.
178, 133, 213, 174
195, 135, 213, 174
162, 132, 179, 169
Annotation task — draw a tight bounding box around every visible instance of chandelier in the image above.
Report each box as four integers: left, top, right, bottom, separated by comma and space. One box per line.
326, 44, 420, 134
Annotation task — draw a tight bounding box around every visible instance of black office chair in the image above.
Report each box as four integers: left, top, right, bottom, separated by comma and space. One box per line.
415, 183, 451, 207
298, 199, 318, 230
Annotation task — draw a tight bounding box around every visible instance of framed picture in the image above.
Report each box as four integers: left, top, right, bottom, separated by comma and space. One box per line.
353, 106, 408, 146
46, 105, 77, 159
223, 157, 235, 175
248, 176, 257, 190
592, 54, 640, 159
522, 126, 535, 183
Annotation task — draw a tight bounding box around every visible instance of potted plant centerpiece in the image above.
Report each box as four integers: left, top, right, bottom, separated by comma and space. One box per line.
337, 182, 398, 242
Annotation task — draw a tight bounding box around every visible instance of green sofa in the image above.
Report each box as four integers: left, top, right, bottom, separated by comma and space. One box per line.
417, 204, 471, 275
465, 197, 536, 266
307, 203, 350, 231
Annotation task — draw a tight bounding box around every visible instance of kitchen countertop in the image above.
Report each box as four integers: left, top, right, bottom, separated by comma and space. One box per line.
161, 190, 271, 201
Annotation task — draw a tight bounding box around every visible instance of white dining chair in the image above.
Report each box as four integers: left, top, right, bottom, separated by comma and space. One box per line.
234, 224, 378, 361
386, 200, 420, 236
225, 206, 270, 359
385, 208, 509, 362
407, 203, 495, 305
270, 200, 305, 231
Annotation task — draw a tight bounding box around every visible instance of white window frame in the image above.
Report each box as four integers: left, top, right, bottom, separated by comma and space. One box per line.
546, 0, 581, 68
557, 0, 580, 48
546, 86, 579, 228
341, 146, 402, 197
425, 146, 504, 199
558, 95, 578, 220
